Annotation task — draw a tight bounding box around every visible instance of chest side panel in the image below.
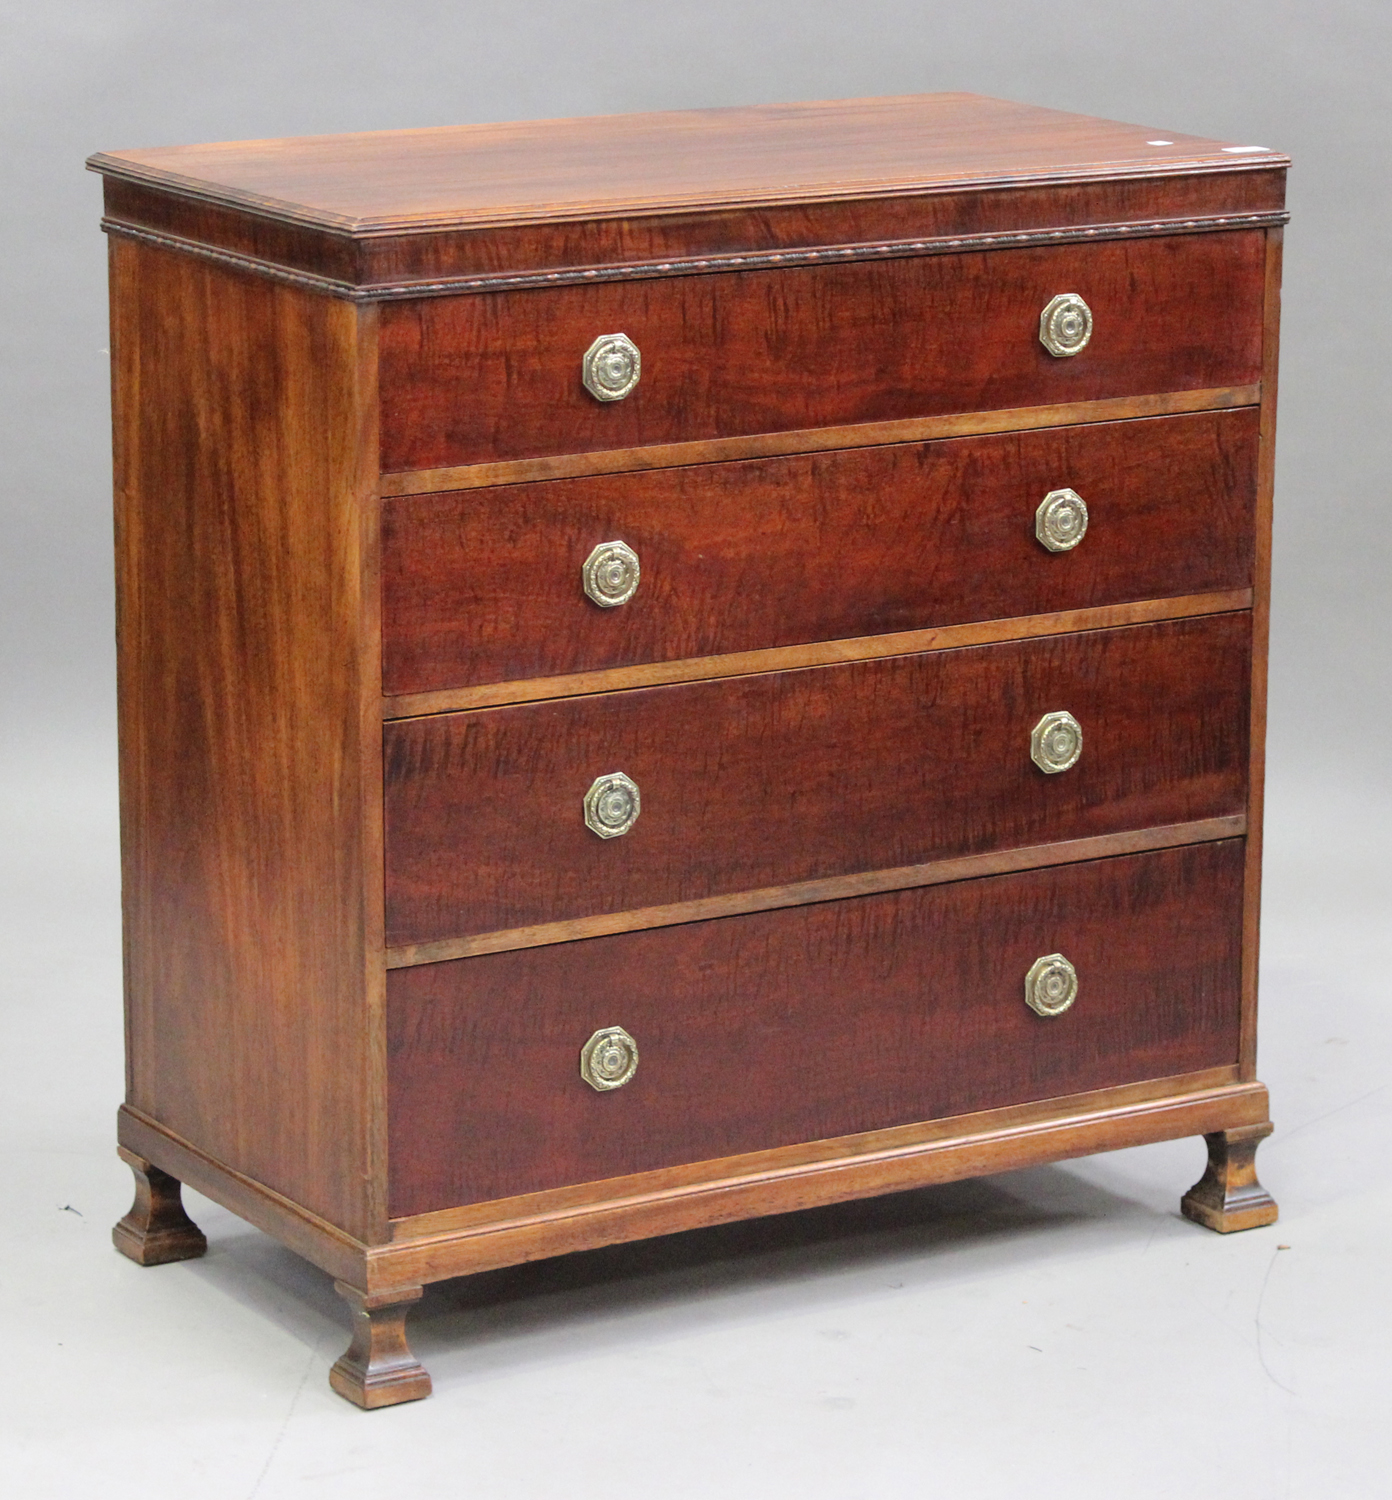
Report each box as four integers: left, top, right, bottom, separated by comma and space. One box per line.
111, 239, 382, 1236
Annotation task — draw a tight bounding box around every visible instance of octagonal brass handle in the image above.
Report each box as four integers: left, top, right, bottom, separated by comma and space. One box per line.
583, 540, 641, 607
1031, 711, 1083, 774
582, 333, 641, 401
581, 1025, 639, 1091
584, 772, 641, 838
1025, 954, 1078, 1017
1039, 294, 1093, 357
1036, 488, 1089, 552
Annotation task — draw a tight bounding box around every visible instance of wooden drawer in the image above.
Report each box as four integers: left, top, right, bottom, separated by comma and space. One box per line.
382, 408, 1258, 696
378, 231, 1267, 472
383, 611, 1250, 947
387, 838, 1245, 1214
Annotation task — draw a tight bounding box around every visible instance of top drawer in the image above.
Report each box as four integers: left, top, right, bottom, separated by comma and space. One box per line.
379, 231, 1267, 472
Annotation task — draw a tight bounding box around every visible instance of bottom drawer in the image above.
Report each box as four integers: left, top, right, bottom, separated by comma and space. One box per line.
387, 839, 1245, 1217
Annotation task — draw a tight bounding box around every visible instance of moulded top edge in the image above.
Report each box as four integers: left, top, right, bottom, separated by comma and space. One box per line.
87, 92, 1289, 238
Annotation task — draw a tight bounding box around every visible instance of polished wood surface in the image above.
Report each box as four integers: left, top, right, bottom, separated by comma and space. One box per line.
111, 1147, 208, 1266
384, 590, 1252, 721
329, 1283, 431, 1409
379, 231, 1267, 470
118, 1104, 373, 1276
383, 409, 1258, 695
96, 99, 1284, 1405
382, 1081, 1271, 1286
100, 171, 1286, 300
380, 388, 1262, 495
89, 94, 1285, 232
110, 237, 384, 1238
1241, 229, 1284, 1078
384, 613, 1251, 946
1181, 1123, 1279, 1231
386, 816, 1244, 968
387, 840, 1245, 1214
119, 1069, 1269, 1293
389, 1065, 1238, 1239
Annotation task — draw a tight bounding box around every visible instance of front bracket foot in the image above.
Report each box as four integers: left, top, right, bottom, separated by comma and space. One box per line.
329, 1282, 432, 1409
1181, 1122, 1279, 1233
112, 1146, 209, 1265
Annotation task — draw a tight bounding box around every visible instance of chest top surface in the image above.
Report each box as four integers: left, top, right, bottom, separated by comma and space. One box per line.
87, 93, 1284, 230
87, 94, 1287, 297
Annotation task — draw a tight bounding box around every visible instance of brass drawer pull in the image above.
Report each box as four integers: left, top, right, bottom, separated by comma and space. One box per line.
581, 1026, 639, 1090
582, 540, 641, 607
1036, 488, 1089, 552
1025, 954, 1078, 1016
1039, 293, 1093, 357
1031, 710, 1083, 773
582, 332, 641, 401
584, 771, 641, 838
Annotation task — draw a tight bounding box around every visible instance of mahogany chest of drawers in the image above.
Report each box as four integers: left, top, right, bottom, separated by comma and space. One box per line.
91, 93, 1286, 1407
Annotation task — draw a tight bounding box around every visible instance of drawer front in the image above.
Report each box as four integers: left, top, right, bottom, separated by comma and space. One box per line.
379, 231, 1266, 472
384, 612, 1250, 946
382, 409, 1258, 696
387, 839, 1245, 1215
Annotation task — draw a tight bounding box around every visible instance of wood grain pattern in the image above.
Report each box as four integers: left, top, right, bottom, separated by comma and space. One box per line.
1241, 229, 1283, 1079
380, 1080, 1271, 1286
99, 187, 1286, 303
111, 1147, 208, 1265
379, 232, 1267, 472
384, 613, 1251, 946
382, 409, 1259, 696
119, 1070, 1269, 1294
389, 1065, 1242, 1240
385, 816, 1245, 967
88, 95, 1285, 234
98, 100, 1283, 1361
384, 590, 1253, 720
379, 388, 1262, 495
1180, 1122, 1279, 1231
111, 237, 383, 1239
386, 840, 1246, 1214
328, 1283, 432, 1409
379, 232, 1268, 471
118, 1103, 369, 1280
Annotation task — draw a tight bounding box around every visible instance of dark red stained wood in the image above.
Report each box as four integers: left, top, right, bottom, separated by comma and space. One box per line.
89, 94, 1283, 234
378, 232, 1268, 471
1239, 227, 1283, 1080
383, 613, 1251, 946
96, 169, 1288, 295
386, 839, 1246, 1214
382, 408, 1259, 695
110, 238, 382, 1237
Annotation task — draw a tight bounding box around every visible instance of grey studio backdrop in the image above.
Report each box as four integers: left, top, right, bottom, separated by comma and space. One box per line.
2, 3, 1387, 1497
